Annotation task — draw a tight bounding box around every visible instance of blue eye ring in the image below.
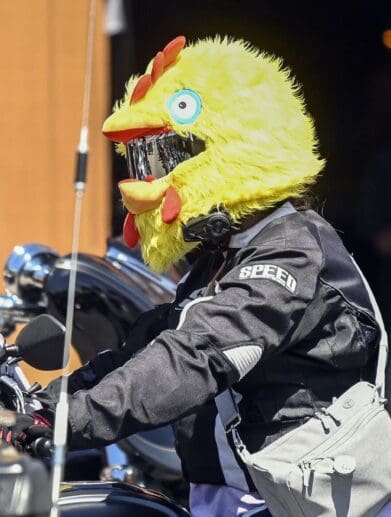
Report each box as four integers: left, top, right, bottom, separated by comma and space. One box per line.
167, 89, 202, 124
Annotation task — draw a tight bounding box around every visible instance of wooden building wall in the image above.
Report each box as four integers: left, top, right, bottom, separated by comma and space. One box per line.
0, 0, 111, 381
0, 0, 110, 270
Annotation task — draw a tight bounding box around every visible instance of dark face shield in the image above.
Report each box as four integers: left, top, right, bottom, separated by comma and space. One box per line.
125, 131, 205, 181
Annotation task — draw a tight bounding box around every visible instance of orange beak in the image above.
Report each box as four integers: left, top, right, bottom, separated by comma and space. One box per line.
118, 178, 168, 215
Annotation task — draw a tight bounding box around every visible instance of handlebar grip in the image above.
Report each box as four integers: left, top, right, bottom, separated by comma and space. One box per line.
31, 437, 53, 458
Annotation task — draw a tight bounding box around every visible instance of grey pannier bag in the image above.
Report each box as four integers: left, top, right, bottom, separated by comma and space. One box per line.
216, 258, 391, 517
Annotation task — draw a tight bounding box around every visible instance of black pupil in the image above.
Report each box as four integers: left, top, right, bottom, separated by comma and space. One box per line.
179, 101, 187, 109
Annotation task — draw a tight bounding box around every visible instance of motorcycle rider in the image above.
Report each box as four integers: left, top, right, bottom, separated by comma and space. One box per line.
6, 37, 381, 516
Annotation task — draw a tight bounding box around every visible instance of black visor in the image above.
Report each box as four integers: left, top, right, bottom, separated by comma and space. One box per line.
125, 131, 205, 180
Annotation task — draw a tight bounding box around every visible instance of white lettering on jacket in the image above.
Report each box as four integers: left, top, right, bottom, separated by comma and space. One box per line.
238, 264, 297, 293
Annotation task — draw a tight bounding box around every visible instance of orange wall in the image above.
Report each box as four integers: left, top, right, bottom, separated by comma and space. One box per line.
0, 0, 110, 272
0, 0, 111, 382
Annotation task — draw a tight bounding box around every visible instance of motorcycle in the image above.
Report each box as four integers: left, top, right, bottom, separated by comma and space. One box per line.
0, 239, 187, 502
0, 239, 179, 362
0, 314, 189, 516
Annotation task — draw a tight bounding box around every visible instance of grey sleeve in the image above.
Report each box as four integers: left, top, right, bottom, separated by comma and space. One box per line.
41, 303, 171, 408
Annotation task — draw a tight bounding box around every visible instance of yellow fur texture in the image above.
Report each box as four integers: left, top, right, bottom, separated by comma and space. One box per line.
105, 36, 325, 272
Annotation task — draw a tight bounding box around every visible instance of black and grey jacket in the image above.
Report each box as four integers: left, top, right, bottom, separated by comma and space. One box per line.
45, 202, 379, 491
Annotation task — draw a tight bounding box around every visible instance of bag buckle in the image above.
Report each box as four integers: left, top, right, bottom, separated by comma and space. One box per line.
226, 414, 241, 433
232, 427, 245, 451
231, 427, 251, 463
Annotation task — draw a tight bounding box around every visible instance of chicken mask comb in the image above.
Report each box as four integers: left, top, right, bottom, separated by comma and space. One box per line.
130, 36, 186, 104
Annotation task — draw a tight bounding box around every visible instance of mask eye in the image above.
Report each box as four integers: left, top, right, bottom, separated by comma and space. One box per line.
167, 89, 202, 124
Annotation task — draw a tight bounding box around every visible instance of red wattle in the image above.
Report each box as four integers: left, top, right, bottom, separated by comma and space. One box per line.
123, 213, 140, 248
162, 186, 181, 224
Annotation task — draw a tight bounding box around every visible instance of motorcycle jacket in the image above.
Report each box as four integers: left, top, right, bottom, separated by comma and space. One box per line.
45, 202, 379, 491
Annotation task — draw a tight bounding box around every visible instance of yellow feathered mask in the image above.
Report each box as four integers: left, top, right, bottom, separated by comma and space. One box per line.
103, 35, 324, 272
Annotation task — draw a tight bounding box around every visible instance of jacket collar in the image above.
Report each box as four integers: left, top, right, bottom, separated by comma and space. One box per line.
229, 202, 296, 248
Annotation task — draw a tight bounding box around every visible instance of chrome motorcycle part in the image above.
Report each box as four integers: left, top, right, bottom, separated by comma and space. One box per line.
100, 464, 146, 486
0, 332, 5, 358
124, 465, 148, 486
102, 445, 146, 486
0, 293, 45, 336
3, 244, 59, 303
58, 481, 190, 516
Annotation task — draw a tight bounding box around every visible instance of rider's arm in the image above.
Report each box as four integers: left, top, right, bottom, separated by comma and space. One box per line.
41, 303, 171, 406
66, 234, 323, 450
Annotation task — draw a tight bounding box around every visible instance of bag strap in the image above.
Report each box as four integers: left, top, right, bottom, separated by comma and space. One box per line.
215, 203, 298, 433
350, 257, 388, 398
215, 389, 241, 431
215, 256, 389, 434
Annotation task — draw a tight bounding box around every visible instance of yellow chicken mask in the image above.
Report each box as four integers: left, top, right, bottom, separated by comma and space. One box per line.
103, 36, 324, 273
